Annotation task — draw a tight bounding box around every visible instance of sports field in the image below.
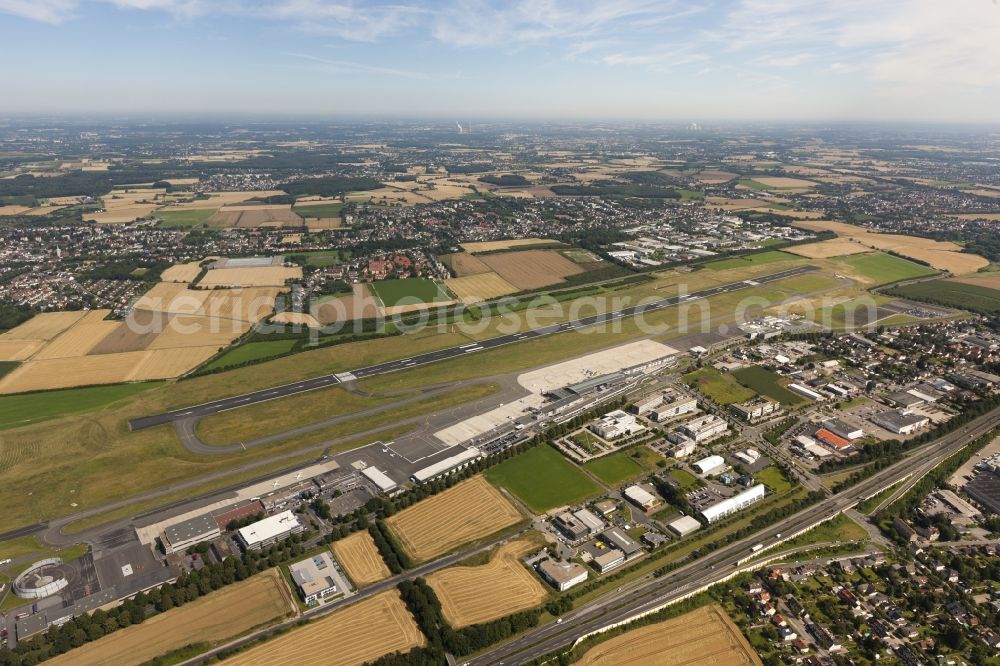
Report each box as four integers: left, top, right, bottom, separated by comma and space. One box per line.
386, 476, 522, 561
683, 367, 756, 405
332, 531, 391, 586
576, 604, 761, 666
369, 278, 451, 308
583, 451, 645, 485
731, 366, 804, 406
426, 539, 548, 627
834, 252, 937, 285
485, 445, 601, 513
704, 250, 798, 271
222, 590, 423, 666
47, 569, 294, 666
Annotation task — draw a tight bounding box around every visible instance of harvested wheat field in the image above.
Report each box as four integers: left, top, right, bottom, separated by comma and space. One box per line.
313, 284, 380, 323
0, 205, 31, 215
786, 238, 870, 259
793, 219, 988, 274
84, 188, 164, 224
305, 217, 341, 231
577, 604, 761, 666
0, 339, 43, 361
751, 176, 817, 190
696, 169, 738, 184
199, 266, 301, 288
208, 206, 304, 229
703, 197, 771, 211
442, 252, 491, 276
0, 352, 149, 394
223, 590, 423, 666
271, 311, 321, 328
951, 212, 1000, 221
332, 531, 392, 586
145, 315, 250, 350
426, 539, 548, 627
88, 310, 173, 355
48, 570, 294, 666
201, 288, 283, 323
951, 274, 1000, 290
134, 283, 211, 315
386, 476, 522, 562
164, 190, 287, 210
480, 249, 585, 291
461, 238, 556, 253
0, 311, 86, 340
446, 272, 520, 304
33, 310, 119, 360
160, 260, 204, 283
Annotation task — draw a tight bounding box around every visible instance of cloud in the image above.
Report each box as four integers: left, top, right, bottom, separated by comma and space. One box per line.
283, 51, 433, 79
0, 0, 76, 23
267, 1, 426, 42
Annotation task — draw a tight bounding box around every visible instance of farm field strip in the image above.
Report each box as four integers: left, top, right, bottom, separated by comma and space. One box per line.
480, 249, 585, 290
427, 539, 548, 627
221, 590, 423, 666
332, 531, 392, 586
386, 476, 522, 562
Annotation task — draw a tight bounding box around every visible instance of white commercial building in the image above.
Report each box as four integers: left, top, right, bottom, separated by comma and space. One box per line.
666, 438, 697, 459
538, 559, 589, 591
411, 447, 482, 483
624, 485, 659, 510
161, 514, 221, 555
632, 393, 664, 415
701, 484, 766, 523
590, 410, 640, 440
788, 383, 824, 401
237, 510, 303, 550
693, 454, 726, 476
289, 553, 339, 604
667, 515, 702, 537
734, 448, 761, 466
678, 414, 728, 442
651, 397, 698, 422
870, 410, 929, 435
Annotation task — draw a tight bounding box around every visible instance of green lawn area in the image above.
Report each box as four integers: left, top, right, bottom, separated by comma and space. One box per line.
369, 278, 451, 307
485, 445, 601, 512
737, 178, 769, 191
755, 466, 793, 494
0, 382, 162, 430
292, 202, 345, 218
676, 188, 704, 201
683, 367, 755, 404
775, 513, 868, 551
731, 365, 804, 406
836, 252, 937, 285
583, 452, 645, 486
703, 250, 797, 271
153, 208, 217, 227
198, 339, 299, 373
668, 467, 701, 491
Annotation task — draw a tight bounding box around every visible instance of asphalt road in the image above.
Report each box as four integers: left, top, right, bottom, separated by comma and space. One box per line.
466, 405, 1000, 665
130, 265, 817, 431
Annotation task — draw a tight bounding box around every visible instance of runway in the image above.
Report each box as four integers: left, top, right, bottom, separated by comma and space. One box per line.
130, 265, 816, 431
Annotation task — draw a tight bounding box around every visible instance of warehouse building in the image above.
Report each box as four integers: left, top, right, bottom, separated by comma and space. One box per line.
701, 484, 766, 523
667, 515, 702, 537
237, 510, 303, 550
361, 466, 399, 496
788, 383, 824, 401
289, 553, 339, 604
161, 514, 220, 555
965, 470, 1000, 515
538, 559, 588, 591
869, 410, 929, 435
624, 484, 660, 510
823, 418, 864, 441
411, 447, 482, 483
693, 454, 727, 476
593, 549, 625, 574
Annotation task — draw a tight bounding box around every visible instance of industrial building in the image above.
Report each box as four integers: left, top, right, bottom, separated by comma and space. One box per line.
788, 383, 824, 401
965, 470, 1000, 515
678, 414, 728, 442
665, 438, 697, 459
869, 410, 929, 435
361, 466, 399, 495
733, 448, 761, 466
600, 528, 643, 558
693, 454, 727, 476
554, 509, 604, 542
814, 428, 854, 452
623, 484, 659, 510
667, 515, 702, 537
700, 484, 766, 523
793, 435, 833, 459
822, 418, 864, 441
650, 397, 698, 422
289, 553, 339, 604
593, 549, 625, 573
538, 559, 588, 591
411, 447, 481, 483
161, 514, 221, 555
590, 410, 641, 440
237, 510, 303, 550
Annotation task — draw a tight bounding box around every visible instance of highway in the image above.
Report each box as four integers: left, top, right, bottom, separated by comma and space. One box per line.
130, 265, 816, 431
466, 405, 1000, 665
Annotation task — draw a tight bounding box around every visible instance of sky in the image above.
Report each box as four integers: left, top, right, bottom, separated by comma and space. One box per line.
2, 0, 999, 122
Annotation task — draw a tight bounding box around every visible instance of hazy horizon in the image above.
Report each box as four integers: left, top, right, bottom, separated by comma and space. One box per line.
2, 0, 999, 123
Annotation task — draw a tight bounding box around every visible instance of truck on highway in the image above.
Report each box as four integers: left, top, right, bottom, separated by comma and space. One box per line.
750, 543, 764, 553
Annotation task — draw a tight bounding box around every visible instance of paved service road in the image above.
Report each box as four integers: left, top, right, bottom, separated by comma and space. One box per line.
130, 266, 817, 431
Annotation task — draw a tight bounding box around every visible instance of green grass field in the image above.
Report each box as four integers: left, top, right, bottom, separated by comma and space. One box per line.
583, 452, 645, 486
485, 445, 601, 512
0, 382, 162, 430
668, 467, 701, 491
836, 252, 937, 285
292, 202, 345, 218
199, 339, 299, 372
754, 466, 792, 494
731, 366, 804, 406
704, 250, 797, 271
887, 278, 1000, 314
153, 208, 218, 228
369, 278, 451, 307
683, 367, 756, 404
